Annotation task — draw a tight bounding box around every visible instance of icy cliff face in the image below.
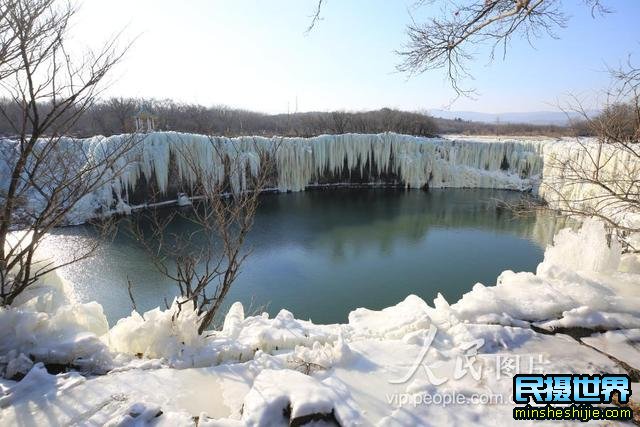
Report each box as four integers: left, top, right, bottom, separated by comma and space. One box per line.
72, 132, 544, 222
9, 131, 639, 228
538, 139, 640, 230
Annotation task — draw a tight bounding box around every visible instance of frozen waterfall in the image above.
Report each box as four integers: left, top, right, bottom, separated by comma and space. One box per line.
8, 131, 596, 225
5, 131, 639, 227
85, 132, 544, 218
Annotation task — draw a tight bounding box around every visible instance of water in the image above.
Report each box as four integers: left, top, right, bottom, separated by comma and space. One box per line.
44, 189, 564, 325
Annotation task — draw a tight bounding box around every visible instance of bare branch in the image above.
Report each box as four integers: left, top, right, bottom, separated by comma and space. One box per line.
128, 136, 280, 334
306, 0, 325, 33
0, 0, 134, 306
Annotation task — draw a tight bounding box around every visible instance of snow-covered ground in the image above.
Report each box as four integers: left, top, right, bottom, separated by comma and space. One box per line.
0, 220, 638, 426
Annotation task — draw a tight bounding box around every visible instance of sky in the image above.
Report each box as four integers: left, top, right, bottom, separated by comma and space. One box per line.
70, 0, 640, 114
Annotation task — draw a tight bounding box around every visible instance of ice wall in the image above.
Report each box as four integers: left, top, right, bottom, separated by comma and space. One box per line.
23, 132, 639, 227
538, 139, 640, 230
81, 132, 544, 219
9, 131, 639, 228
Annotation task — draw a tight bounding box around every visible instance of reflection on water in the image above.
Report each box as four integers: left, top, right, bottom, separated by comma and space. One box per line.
43, 189, 568, 325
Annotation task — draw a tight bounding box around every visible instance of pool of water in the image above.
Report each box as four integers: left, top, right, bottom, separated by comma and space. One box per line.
44, 189, 565, 325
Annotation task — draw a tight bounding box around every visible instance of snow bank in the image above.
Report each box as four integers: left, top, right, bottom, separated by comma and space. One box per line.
0, 266, 112, 377
451, 220, 640, 330
1, 220, 639, 425
104, 301, 342, 369
0, 362, 85, 409
104, 301, 210, 365
347, 294, 433, 340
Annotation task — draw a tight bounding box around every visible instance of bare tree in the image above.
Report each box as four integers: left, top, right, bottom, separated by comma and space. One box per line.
0, 0, 134, 305
537, 65, 640, 247
330, 111, 349, 134
104, 97, 139, 134
387, 0, 639, 238
309, 0, 640, 243
130, 137, 278, 334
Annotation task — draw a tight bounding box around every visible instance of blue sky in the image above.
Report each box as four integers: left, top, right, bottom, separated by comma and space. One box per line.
73, 0, 640, 114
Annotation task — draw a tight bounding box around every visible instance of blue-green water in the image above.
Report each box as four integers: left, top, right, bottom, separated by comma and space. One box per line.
46, 189, 562, 325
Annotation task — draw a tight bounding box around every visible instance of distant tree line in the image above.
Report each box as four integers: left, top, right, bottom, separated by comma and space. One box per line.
434, 117, 578, 137
0, 98, 441, 138
1, 96, 623, 139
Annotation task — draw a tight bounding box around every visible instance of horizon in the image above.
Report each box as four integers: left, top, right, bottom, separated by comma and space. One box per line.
70, 0, 640, 115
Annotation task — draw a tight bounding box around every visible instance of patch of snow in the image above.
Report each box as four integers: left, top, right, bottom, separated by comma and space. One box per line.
241, 369, 363, 426
582, 329, 640, 371
104, 300, 210, 366
0, 266, 112, 374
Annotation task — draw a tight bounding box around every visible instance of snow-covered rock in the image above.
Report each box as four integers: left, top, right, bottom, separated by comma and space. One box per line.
241, 369, 362, 426
0, 267, 112, 375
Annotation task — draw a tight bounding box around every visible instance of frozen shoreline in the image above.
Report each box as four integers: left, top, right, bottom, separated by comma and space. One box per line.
0, 220, 638, 426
